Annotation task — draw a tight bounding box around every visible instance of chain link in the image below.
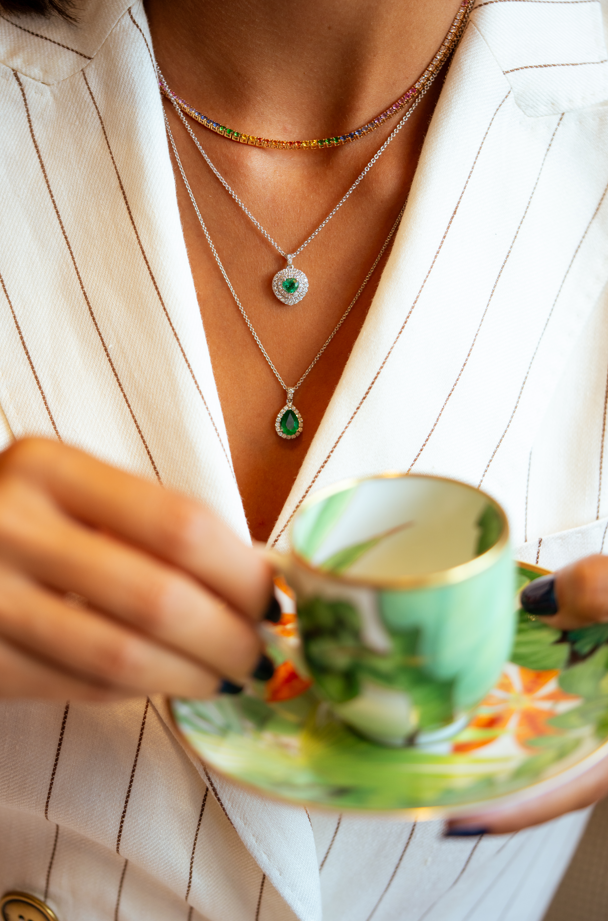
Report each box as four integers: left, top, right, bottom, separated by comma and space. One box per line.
161, 65, 438, 263
164, 111, 406, 398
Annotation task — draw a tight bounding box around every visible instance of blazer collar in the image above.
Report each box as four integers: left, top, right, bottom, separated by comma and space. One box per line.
469, 0, 608, 116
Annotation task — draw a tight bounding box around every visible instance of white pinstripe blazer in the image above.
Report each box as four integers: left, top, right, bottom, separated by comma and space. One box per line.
1, 2, 608, 920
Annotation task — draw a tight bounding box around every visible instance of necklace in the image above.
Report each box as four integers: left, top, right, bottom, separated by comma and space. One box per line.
162, 63, 437, 306
159, 0, 472, 152
164, 111, 406, 439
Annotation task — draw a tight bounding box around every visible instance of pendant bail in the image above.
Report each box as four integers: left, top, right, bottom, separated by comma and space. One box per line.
286, 388, 294, 405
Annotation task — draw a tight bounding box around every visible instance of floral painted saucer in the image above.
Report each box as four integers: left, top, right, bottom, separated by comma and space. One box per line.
171, 564, 608, 818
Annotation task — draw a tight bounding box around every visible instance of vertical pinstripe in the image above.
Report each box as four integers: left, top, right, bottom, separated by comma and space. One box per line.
12, 71, 162, 484
202, 766, 236, 829
536, 537, 543, 564
255, 873, 266, 921
460, 838, 525, 921
495, 828, 553, 921
42, 702, 70, 901
411, 115, 564, 473
480, 176, 608, 487
319, 814, 342, 871
601, 519, 608, 553
364, 823, 417, 921
114, 858, 128, 921
112, 699, 149, 921
271, 91, 511, 549
81, 69, 234, 477
116, 698, 149, 854
185, 788, 208, 902
0, 268, 62, 441
415, 835, 484, 921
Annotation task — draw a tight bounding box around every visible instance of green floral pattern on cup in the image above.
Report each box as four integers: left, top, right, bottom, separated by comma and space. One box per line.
171, 566, 608, 816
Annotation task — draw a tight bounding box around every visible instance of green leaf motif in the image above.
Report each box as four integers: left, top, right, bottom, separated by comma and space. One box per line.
548, 697, 608, 730
559, 647, 608, 699
567, 624, 608, 657
510, 613, 567, 671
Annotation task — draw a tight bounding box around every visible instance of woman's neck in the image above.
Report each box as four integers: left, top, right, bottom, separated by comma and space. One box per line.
144, 0, 461, 139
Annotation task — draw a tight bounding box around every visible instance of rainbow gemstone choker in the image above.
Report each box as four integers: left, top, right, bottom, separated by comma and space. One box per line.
159, 0, 473, 152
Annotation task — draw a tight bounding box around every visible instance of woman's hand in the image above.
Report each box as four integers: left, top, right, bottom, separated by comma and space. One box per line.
447, 555, 608, 836
0, 438, 274, 702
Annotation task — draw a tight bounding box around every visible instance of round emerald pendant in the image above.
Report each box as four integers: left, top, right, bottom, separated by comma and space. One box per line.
275, 401, 303, 440
272, 264, 309, 305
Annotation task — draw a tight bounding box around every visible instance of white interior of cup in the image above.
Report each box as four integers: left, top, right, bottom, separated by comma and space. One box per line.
292, 476, 504, 580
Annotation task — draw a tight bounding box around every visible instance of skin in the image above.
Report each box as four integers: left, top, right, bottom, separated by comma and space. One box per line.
1, 0, 607, 835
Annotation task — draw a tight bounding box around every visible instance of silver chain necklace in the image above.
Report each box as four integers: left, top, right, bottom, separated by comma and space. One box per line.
164, 111, 406, 439
160, 65, 437, 306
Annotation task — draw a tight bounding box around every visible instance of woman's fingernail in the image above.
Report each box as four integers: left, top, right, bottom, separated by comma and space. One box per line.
520, 575, 558, 615
444, 826, 488, 838
264, 596, 282, 623
252, 654, 275, 681
218, 679, 244, 695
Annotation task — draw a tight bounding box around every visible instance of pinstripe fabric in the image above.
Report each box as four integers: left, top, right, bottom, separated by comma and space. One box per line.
1, 1, 608, 919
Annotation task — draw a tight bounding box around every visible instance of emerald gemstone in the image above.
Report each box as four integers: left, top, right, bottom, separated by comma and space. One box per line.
280, 409, 300, 436
281, 277, 299, 295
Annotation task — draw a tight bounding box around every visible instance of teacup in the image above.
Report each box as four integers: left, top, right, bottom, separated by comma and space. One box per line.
270, 473, 514, 747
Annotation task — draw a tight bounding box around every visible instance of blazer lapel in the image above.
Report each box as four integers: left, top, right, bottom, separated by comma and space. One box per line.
268, 1, 608, 553
0, 2, 248, 537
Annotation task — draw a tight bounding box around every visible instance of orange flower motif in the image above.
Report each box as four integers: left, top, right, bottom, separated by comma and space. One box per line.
272, 575, 298, 638
266, 660, 313, 703
453, 666, 580, 754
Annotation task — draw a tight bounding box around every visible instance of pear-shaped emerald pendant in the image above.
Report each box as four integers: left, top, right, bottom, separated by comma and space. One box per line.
272, 264, 309, 305
275, 401, 303, 439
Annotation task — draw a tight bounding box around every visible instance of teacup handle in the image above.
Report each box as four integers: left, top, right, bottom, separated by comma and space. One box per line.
261, 546, 294, 581
256, 547, 310, 677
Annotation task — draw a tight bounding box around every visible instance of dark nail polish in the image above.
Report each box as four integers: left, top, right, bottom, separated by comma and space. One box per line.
218, 679, 244, 695
252, 654, 275, 682
264, 596, 282, 624
520, 575, 558, 616
444, 827, 488, 838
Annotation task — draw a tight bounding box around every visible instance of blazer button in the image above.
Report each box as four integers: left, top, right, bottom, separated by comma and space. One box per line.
1, 893, 59, 921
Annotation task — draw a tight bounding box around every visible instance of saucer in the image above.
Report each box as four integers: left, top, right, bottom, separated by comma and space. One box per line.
171, 564, 608, 818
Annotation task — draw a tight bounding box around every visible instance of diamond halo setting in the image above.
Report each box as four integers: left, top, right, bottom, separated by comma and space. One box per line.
272, 265, 309, 305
